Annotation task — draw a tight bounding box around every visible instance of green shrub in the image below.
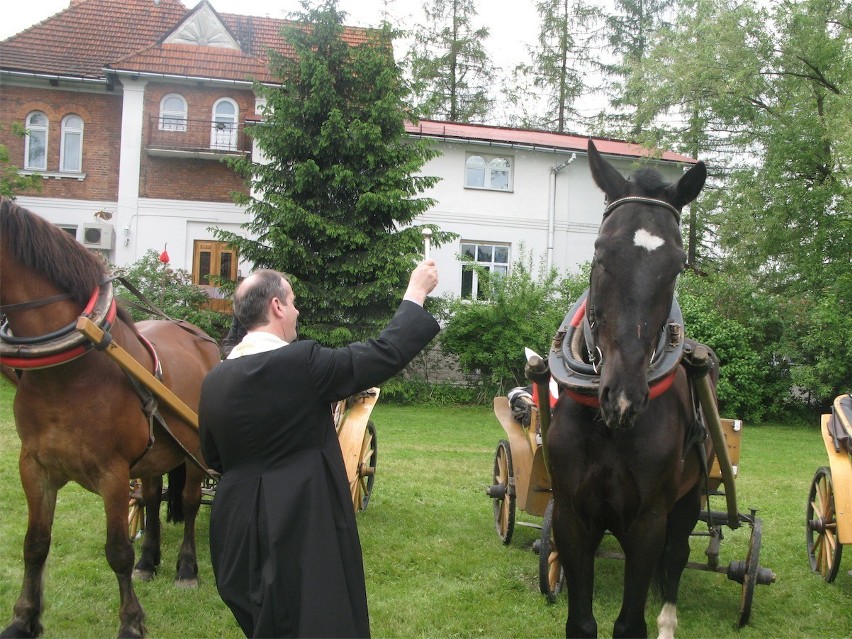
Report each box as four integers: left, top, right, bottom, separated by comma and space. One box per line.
439, 248, 585, 397
112, 250, 232, 340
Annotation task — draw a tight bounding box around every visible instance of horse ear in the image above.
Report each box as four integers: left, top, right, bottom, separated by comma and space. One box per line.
588, 139, 626, 201
669, 161, 707, 208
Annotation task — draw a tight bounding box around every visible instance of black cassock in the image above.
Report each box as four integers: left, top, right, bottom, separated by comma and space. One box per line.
199, 301, 439, 638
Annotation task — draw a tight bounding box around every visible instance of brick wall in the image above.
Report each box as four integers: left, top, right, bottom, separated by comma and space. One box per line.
0, 86, 122, 200
141, 83, 253, 202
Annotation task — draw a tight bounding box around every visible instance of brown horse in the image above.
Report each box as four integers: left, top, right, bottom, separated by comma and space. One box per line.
0, 198, 220, 638
546, 141, 717, 638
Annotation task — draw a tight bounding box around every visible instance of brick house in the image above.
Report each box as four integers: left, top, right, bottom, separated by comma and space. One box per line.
1, 0, 696, 301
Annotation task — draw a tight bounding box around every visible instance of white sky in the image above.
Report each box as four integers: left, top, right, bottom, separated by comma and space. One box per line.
0, 0, 540, 73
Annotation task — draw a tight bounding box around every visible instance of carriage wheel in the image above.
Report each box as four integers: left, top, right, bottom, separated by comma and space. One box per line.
539, 498, 564, 603
488, 440, 515, 544
737, 517, 762, 627
128, 479, 144, 542
806, 466, 843, 583
353, 421, 377, 512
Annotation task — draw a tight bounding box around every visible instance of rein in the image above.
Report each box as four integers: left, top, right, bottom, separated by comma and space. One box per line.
0, 292, 73, 314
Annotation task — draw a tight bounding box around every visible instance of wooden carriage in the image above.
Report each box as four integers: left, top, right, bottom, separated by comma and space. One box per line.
806, 393, 852, 583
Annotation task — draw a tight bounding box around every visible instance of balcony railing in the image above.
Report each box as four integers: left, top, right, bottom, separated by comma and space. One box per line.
146, 117, 250, 159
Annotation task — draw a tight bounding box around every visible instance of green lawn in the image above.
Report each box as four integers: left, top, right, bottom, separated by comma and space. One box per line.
1, 379, 849, 638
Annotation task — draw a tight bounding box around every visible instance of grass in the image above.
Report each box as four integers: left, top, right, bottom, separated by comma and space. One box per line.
1, 378, 850, 638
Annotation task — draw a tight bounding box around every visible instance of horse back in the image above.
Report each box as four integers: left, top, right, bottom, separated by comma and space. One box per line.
134, 319, 220, 414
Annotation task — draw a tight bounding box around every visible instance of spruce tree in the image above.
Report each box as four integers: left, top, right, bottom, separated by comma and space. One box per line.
218, 0, 449, 346
404, 0, 494, 122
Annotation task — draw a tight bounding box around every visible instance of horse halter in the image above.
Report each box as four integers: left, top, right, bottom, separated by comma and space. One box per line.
602, 196, 682, 224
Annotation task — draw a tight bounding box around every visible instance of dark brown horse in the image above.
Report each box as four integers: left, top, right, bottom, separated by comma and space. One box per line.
547, 141, 717, 638
0, 198, 220, 638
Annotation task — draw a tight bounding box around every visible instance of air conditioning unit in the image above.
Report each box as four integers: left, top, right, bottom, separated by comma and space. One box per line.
81, 223, 114, 250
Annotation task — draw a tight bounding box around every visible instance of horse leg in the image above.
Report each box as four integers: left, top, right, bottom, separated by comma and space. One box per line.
655, 485, 702, 639
613, 517, 667, 639
174, 464, 203, 587
102, 473, 146, 638
132, 476, 163, 581
556, 503, 603, 638
1, 453, 58, 639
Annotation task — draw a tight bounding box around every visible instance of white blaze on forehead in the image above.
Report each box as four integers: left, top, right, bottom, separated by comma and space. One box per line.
634, 228, 665, 251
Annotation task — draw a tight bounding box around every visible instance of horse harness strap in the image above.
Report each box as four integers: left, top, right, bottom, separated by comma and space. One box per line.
93, 331, 217, 481
116, 276, 219, 347
602, 196, 682, 224
0, 292, 73, 314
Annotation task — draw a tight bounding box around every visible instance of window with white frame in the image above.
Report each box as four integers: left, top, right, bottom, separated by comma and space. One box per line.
210, 98, 238, 150
60, 114, 84, 173
24, 111, 48, 171
464, 154, 512, 191
460, 241, 510, 299
159, 94, 187, 131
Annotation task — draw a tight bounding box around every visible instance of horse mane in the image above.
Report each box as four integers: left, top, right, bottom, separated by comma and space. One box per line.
630, 167, 669, 195
0, 197, 107, 306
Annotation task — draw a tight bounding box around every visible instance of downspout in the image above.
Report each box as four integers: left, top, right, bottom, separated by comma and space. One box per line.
547, 153, 576, 269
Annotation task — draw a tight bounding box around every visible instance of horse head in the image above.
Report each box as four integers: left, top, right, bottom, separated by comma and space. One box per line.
586, 140, 706, 429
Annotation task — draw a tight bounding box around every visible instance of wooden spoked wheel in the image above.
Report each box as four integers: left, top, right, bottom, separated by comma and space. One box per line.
737, 518, 762, 627
539, 498, 564, 603
353, 421, 377, 512
806, 466, 843, 583
128, 479, 144, 542
489, 440, 515, 544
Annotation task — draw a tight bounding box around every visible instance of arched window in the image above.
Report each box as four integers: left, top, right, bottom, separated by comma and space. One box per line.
210, 98, 238, 150
60, 114, 84, 173
464, 153, 512, 191
465, 155, 486, 188
24, 111, 48, 171
159, 94, 187, 131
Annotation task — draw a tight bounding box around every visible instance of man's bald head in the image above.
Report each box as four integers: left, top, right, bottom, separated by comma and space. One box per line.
234, 269, 291, 330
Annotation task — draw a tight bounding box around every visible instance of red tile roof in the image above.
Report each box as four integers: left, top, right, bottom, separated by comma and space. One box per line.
405, 120, 697, 164
0, 0, 374, 83
1, 0, 189, 79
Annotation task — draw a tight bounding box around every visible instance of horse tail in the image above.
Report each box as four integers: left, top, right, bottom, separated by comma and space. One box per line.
165, 463, 186, 523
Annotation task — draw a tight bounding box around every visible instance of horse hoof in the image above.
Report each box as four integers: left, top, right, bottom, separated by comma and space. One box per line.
132, 568, 155, 582
1, 620, 42, 638
174, 577, 199, 589
118, 623, 145, 639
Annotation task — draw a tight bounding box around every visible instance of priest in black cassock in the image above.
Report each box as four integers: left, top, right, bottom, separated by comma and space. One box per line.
199, 261, 439, 638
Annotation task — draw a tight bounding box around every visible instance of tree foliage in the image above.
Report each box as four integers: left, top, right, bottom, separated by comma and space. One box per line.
0, 122, 42, 199
600, 0, 851, 408
404, 0, 494, 122
217, 0, 452, 346
440, 248, 584, 397
113, 250, 231, 340
508, 0, 600, 132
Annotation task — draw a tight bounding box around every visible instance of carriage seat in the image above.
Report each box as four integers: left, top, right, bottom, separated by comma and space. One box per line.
827, 393, 852, 455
